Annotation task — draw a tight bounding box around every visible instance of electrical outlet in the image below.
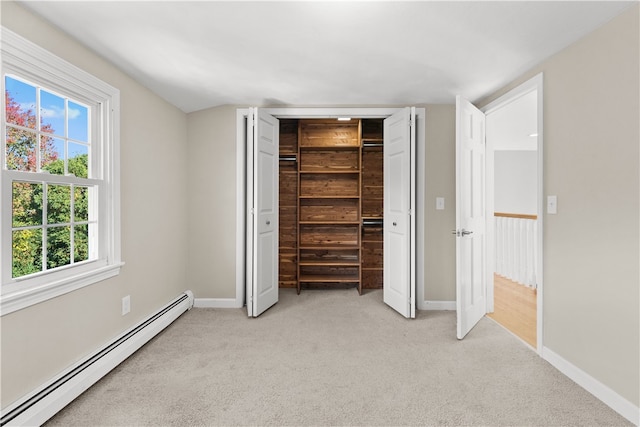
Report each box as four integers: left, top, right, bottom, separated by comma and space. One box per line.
122, 295, 131, 315
547, 195, 558, 214
436, 197, 445, 210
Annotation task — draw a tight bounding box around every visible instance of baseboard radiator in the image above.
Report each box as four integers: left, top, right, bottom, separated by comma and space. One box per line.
0, 290, 194, 427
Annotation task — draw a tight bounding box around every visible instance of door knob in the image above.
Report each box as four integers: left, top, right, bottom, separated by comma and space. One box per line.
393, 222, 397, 226
461, 229, 473, 236
266, 220, 271, 225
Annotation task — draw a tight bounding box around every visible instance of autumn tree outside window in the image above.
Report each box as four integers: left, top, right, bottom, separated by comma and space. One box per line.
1, 27, 122, 315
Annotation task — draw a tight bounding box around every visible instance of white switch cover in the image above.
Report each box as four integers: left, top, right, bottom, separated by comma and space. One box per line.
547, 196, 558, 214
122, 295, 131, 315
436, 197, 445, 210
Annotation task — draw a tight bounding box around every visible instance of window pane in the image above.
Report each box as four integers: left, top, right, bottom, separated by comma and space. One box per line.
68, 143, 88, 178
68, 101, 88, 143
74, 186, 89, 222
47, 184, 71, 225
12, 182, 43, 227
41, 135, 64, 174
6, 127, 37, 171
74, 224, 89, 262
5, 76, 36, 129
12, 228, 42, 278
47, 226, 71, 269
40, 90, 65, 136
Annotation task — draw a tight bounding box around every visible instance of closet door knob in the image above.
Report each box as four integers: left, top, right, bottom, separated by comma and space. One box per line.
393, 222, 397, 226
266, 220, 271, 225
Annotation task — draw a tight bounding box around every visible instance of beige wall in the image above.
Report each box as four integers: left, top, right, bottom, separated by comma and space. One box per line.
186, 106, 241, 299
480, 5, 640, 407
423, 105, 456, 301
1, 2, 189, 408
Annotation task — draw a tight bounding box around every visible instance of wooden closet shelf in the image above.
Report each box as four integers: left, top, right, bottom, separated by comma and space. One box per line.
299, 261, 360, 267
362, 240, 382, 245
298, 195, 360, 199
298, 274, 360, 283
299, 244, 360, 250
299, 145, 360, 150
299, 220, 361, 225
299, 170, 360, 174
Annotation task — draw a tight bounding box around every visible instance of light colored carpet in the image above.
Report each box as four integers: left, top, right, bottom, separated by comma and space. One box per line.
46, 289, 631, 426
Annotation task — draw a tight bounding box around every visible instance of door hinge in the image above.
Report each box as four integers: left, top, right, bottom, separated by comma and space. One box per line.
409, 118, 414, 127
408, 209, 413, 216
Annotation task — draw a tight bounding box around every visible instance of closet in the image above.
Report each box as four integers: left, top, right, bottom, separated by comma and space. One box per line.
278, 118, 384, 294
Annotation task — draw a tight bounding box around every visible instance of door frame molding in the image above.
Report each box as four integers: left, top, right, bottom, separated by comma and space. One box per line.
236, 107, 426, 310
482, 73, 544, 353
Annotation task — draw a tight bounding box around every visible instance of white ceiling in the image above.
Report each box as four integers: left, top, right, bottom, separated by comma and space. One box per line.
19, 1, 635, 113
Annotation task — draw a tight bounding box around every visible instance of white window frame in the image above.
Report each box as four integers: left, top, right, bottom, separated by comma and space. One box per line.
1, 27, 122, 315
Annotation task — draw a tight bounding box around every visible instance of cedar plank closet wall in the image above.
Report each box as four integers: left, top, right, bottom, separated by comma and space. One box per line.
278, 119, 384, 294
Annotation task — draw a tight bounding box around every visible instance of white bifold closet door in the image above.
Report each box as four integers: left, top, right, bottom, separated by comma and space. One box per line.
246, 108, 279, 317
383, 107, 416, 319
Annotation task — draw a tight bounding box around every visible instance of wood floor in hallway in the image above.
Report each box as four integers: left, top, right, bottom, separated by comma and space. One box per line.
488, 273, 537, 348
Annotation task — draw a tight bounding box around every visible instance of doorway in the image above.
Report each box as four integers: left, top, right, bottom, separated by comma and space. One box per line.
238, 108, 426, 317
483, 75, 543, 351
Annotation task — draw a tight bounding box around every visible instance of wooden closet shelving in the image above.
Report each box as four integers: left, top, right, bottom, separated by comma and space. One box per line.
279, 118, 384, 293
297, 119, 362, 294
278, 120, 299, 289
361, 119, 384, 290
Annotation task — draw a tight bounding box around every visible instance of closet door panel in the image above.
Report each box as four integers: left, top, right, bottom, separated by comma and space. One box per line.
383, 107, 416, 318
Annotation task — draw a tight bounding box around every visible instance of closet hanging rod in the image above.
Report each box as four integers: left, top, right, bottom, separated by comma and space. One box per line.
363, 142, 384, 148
362, 218, 384, 227
279, 155, 297, 162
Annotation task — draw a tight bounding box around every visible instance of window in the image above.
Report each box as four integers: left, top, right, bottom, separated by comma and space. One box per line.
1, 27, 122, 315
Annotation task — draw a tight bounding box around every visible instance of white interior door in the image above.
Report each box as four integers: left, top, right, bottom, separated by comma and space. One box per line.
383, 107, 416, 318
246, 108, 279, 317
455, 96, 487, 338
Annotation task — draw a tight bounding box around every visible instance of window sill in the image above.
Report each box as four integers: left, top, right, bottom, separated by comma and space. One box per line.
1, 262, 124, 316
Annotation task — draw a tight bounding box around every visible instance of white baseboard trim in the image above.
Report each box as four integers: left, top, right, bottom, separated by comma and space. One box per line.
422, 300, 456, 311
543, 346, 639, 426
194, 297, 242, 309
1, 291, 194, 427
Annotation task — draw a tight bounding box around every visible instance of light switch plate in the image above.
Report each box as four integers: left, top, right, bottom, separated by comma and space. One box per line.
547, 195, 557, 214
436, 197, 445, 210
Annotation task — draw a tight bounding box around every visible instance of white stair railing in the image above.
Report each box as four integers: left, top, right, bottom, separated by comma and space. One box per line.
495, 213, 537, 288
